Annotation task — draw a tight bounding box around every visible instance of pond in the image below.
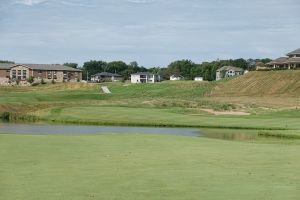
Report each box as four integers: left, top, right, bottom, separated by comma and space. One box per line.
0, 123, 201, 137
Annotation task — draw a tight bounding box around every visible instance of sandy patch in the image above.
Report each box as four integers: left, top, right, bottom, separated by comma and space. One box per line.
201, 109, 250, 116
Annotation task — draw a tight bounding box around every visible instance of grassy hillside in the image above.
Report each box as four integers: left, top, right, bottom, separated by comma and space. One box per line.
211, 71, 300, 97
2, 72, 300, 129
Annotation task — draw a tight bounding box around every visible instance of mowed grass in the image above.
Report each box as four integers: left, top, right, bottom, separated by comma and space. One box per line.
1, 133, 300, 200
34, 106, 300, 130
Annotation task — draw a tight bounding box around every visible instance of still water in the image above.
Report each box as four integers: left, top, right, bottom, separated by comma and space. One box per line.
0, 123, 201, 137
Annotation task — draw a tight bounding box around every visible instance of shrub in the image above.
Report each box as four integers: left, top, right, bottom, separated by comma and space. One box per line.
41, 79, 46, 84
16, 79, 20, 85
27, 76, 34, 84
31, 82, 40, 86
51, 79, 56, 84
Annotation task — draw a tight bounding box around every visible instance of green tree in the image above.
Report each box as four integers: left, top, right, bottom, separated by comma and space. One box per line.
63, 63, 78, 68
82, 60, 107, 80
167, 60, 196, 80
0, 60, 14, 64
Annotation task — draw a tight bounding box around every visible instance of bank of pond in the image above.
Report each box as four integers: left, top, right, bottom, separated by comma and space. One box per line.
1, 122, 299, 141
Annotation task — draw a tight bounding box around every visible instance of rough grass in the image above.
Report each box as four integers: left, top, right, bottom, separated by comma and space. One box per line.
211, 70, 300, 97
1, 133, 300, 200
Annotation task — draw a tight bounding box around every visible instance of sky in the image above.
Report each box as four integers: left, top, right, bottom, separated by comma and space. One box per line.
0, 0, 300, 67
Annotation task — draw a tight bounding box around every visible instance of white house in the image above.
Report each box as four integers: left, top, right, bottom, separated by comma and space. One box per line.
170, 75, 184, 81
216, 66, 244, 80
131, 72, 160, 83
194, 77, 203, 81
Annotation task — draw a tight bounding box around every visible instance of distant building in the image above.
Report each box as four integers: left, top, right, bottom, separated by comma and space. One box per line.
216, 66, 244, 80
266, 48, 300, 69
194, 77, 203, 81
91, 72, 122, 82
131, 72, 160, 83
256, 62, 269, 70
170, 75, 184, 81
0, 63, 82, 85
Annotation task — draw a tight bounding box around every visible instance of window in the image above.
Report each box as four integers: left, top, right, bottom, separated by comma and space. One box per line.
17, 70, 22, 80
53, 71, 57, 79
47, 71, 52, 79
12, 69, 16, 79
22, 70, 27, 79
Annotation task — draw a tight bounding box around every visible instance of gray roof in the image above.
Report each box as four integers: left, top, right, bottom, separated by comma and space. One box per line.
0, 63, 81, 72
216, 66, 244, 72
131, 72, 155, 76
287, 48, 300, 56
267, 57, 300, 65
91, 72, 122, 77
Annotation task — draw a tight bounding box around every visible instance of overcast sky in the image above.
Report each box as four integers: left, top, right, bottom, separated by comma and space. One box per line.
0, 0, 300, 67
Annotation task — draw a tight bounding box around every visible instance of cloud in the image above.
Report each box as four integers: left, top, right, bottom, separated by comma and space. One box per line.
13, 0, 48, 6
60, 1, 95, 8
126, 0, 156, 4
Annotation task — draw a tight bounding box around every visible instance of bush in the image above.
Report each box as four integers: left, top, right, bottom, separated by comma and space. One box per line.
41, 79, 46, 84
31, 82, 40, 86
51, 79, 56, 84
27, 76, 34, 84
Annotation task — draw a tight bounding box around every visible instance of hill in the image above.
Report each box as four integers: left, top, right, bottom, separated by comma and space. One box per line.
211, 71, 300, 97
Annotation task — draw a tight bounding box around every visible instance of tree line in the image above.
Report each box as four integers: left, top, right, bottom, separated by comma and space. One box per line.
75, 58, 271, 81
1, 58, 271, 81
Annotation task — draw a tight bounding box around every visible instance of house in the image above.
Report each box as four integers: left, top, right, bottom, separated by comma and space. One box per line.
256, 62, 269, 70
131, 72, 160, 83
91, 72, 122, 82
216, 66, 244, 80
0, 63, 82, 85
170, 75, 184, 81
194, 77, 203, 81
266, 48, 300, 69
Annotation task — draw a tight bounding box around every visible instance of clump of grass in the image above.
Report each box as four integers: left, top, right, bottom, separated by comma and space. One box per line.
0, 112, 38, 122
258, 131, 300, 139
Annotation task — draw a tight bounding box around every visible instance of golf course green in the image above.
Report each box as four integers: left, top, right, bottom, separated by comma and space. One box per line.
1, 71, 300, 199
1, 133, 300, 200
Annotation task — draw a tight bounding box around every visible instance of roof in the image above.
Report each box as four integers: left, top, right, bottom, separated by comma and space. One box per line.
287, 48, 300, 56
266, 57, 300, 65
170, 74, 184, 78
216, 66, 244, 72
131, 72, 155, 76
267, 57, 288, 65
91, 72, 122, 77
0, 63, 81, 72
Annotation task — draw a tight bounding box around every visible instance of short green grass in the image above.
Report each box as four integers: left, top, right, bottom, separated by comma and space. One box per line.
1, 133, 300, 200
34, 106, 300, 130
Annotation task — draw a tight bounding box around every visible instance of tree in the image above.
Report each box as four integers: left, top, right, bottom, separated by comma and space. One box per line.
106, 61, 128, 74
63, 63, 78, 68
82, 60, 107, 80
167, 60, 196, 80
0, 60, 14, 64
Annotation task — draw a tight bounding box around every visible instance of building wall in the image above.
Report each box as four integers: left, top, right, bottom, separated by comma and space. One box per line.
0, 69, 10, 78
0, 69, 10, 85
131, 75, 141, 83
131, 74, 160, 83
10, 65, 30, 80
216, 70, 243, 80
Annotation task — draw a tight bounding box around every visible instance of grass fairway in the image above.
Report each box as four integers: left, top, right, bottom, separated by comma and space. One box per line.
1, 133, 300, 200
35, 106, 300, 130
